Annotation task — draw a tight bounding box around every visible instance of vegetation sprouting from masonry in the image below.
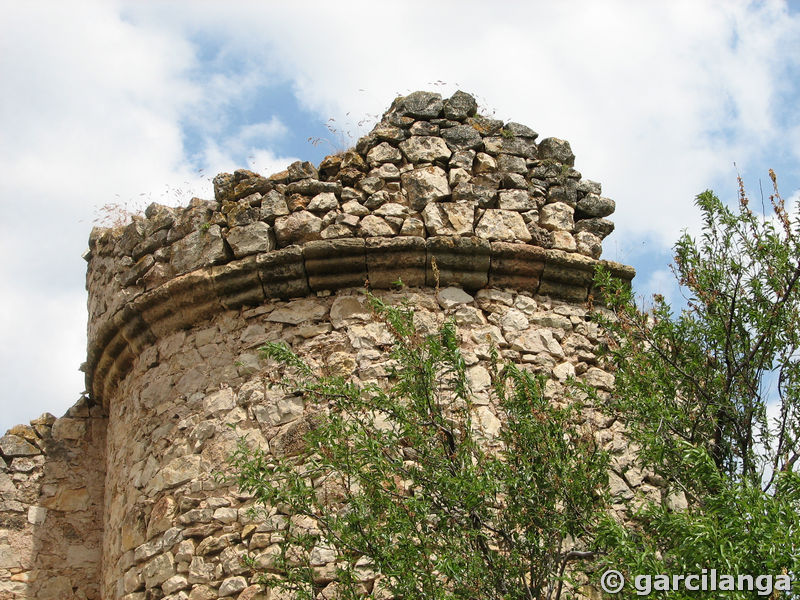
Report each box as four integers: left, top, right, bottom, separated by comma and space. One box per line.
227, 294, 609, 600
227, 173, 800, 597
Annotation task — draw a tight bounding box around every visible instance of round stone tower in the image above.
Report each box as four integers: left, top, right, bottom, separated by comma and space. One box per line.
0, 90, 636, 600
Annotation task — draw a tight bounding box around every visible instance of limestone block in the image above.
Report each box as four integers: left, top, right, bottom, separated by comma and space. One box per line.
260, 190, 290, 222
143, 551, 175, 588
367, 142, 402, 165
358, 215, 395, 237
575, 230, 602, 259
0, 434, 39, 457
274, 210, 323, 246
440, 124, 483, 151
583, 367, 615, 391
307, 192, 339, 213
488, 242, 545, 291
267, 298, 328, 325
170, 225, 227, 275
422, 201, 475, 237
27, 505, 47, 524
553, 361, 576, 381
256, 246, 310, 299
203, 388, 235, 415
157, 455, 204, 491
482, 135, 538, 159
497, 189, 536, 211
392, 91, 443, 118
509, 329, 564, 358
537, 137, 575, 166
219, 575, 248, 596
475, 209, 532, 242
147, 496, 177, 538
399, 217, 425, 237
162, 574, 190, 595
576, 193, 615, 218
401, 166, 451, 211
330, 295, 371, 328
539, 202, 574, 231
436, 287, 474, 309
574, 217, 615, 239
225, 222, 275, 258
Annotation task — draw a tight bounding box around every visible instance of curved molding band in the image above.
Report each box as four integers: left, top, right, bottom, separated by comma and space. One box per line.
86, 236, 634, 407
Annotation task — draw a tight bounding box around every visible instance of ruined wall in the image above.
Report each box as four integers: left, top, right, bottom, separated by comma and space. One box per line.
0, 400, 106, 599
0, 90, 641, 599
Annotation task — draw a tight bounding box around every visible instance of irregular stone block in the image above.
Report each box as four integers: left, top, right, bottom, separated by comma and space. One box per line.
422, 202, 475, 237
442, 90, 478, 120
170, 225, 227, 275
537, 137, 575, 166
539, 202, 575, 231
0, 434, 39, 457
399, 136, 452, 163
357, 215, 395, 237
303, 238, 367, 291
539, 249, 596, 301
441, 124, 483, 151
366, 236, 426, 288
401, 166, 451, 211
225, 222, 275, 258
267, 298, 328, 325
274, 210, 323, 246
574, 217, 615, 239
498, 189, 536, 211
475, 210, 532, 242
391, 91, 443, 118
51, 417, 86, 441
483, 136, 538, 159
576, 193, 615, 218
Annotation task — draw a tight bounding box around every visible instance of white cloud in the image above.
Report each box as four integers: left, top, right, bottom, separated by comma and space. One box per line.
0, 1, 296, 432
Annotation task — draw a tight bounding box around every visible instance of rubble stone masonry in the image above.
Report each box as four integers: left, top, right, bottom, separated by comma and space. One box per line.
0, 91, 641, 599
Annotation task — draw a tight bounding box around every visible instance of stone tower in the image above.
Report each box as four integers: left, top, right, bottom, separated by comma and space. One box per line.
0, 91, 635, 599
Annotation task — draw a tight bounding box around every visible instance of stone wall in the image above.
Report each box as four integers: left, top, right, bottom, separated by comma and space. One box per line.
0, 90, 639, 599
0, 399, 106, 599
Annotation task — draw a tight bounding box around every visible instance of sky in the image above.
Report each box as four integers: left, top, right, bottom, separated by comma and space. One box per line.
1, 0, 799, 433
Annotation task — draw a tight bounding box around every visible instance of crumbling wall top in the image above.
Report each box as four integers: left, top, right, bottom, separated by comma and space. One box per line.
83, 90, 634, 407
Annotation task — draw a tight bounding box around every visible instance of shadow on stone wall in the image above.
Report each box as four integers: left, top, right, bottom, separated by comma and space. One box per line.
0, 397, 106, 600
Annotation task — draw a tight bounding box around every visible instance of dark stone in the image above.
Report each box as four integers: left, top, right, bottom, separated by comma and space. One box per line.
576, 195, 615, 218
213, 173, 235, 203
443, 90, 478, 120
503, 122, 538, 139
537, 138, 575, 166
409, 121, 439, 136
441, 124, 484, 151
285, 179, 341, 196
287, 161, 319, 182
391, 91, 444, 119
574, 218, 615, 239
